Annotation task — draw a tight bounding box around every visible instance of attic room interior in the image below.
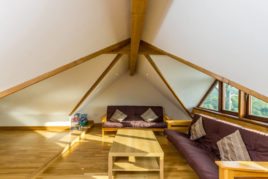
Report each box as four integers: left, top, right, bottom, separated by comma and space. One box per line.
1, 1, 268, 179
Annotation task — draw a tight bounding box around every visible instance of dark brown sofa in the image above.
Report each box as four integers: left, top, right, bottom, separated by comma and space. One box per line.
165, 115, 268, 179
102, 106, 167, 136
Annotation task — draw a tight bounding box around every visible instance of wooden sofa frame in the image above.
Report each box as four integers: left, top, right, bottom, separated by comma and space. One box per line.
101, 115, 170, 136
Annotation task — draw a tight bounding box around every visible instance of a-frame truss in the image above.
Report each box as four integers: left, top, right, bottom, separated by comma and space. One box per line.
141, 40, 268, 103
0, 39, 130, 100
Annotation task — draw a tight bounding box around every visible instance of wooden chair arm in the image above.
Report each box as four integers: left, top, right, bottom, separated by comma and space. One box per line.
101, 115, 107, 123
216, 161, 268, 179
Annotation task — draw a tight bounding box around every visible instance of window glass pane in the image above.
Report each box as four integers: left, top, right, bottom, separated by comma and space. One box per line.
200, 82, 219, 110
251, 96, 268, 118
223, 84, 238, 112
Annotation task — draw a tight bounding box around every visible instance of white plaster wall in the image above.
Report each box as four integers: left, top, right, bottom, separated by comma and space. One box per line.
80, 73, 191, 123
0, 0, 129, 91
143, 0, 268, 97
0, 55, 115, 126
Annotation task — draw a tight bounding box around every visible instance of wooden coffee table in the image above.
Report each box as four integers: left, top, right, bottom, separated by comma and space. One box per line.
108, 129, 164, 179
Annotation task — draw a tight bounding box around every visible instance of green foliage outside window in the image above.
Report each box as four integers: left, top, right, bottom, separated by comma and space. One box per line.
251, 96, 268, 118
200, 83, 219, 110
223, 84, 238, 112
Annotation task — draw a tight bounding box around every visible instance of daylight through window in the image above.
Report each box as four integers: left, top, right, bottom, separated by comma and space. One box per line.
223, 84, 238, 113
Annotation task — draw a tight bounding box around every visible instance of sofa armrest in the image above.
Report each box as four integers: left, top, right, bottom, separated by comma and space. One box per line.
216, 161, 268, 179
101, 115, 107, 123
163, 115, 170, 122
164, 117, 192, 133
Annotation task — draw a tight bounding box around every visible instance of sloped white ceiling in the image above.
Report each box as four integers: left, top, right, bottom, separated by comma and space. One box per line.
151, 55, 214, 111
0, 0, 129, 91
0, 55, 116, 126
143, 0, 268, 97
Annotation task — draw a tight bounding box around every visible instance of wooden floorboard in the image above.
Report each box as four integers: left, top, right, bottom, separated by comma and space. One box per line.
39, 126, 198, 179
0, 129, 70, 178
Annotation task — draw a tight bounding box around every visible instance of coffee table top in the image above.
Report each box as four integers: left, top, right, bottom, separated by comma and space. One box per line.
109, 129, 163, 157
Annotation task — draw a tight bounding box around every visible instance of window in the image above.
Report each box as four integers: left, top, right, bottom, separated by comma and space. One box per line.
200, 82, 219, 111
223, 84, 238, 112
249, 96, 268, 118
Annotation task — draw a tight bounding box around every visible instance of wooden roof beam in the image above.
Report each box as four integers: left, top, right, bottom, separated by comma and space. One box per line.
0, 39, 129, 100
129, 0, 148, 75
69, 54, 123, 115
145, 55, 194, 119
141, 40, 268, 103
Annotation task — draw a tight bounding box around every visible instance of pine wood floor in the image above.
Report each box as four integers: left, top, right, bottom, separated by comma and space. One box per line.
0, 126, 198, 179
0, 129, 70, 179
40, 126, 198, 179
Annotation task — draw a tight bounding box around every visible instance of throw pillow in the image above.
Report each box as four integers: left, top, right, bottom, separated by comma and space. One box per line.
190, 117, 206, 140
141, 108, 158, 122
217, 130, 251, 161
110, 109, 127, 122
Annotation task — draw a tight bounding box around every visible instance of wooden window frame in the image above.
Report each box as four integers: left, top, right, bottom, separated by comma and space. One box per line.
246, 95, 268, 123
197, 81, 268, 124
221, 83, 239, 116
198, 80, 220, 112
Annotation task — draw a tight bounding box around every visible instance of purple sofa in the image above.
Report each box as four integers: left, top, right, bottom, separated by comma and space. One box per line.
165, 115, 268, 179
102, 106, 167, 135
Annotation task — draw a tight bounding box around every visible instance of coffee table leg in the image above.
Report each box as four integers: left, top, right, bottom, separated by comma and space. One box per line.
159, 156, 164, 179
108, 155, 113, 179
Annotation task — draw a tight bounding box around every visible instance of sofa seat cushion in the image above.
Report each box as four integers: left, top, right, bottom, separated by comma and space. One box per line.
165, 129, 218, 179
103, 121, 167, 128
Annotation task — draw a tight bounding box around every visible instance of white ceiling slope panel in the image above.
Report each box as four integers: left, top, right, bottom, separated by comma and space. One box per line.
151, 55, 214, 111
143, 0, 268, 97
77, 55, 128, 113
0, 55, 115, 126
0, 0, 129, 91
138, 56, 191, 119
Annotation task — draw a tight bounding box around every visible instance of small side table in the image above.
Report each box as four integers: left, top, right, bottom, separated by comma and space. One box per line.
165, 119, 192, 133
216, 161, 268, 179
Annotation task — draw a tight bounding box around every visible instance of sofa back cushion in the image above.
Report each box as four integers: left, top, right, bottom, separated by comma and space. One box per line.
192, 115, 268, 161
107, 106, 163, 122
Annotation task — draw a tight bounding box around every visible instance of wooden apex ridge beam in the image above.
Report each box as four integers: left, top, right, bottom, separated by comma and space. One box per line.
141, 40, 268, 103
69, 54, 123, 115
129, 0, 148, 75
144, 54, 193, 119
0, 39, 130, 100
